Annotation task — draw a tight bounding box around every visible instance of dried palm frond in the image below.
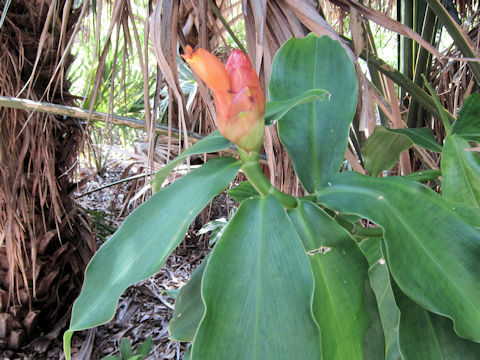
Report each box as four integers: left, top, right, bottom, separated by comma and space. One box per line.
431, 24, 479, 115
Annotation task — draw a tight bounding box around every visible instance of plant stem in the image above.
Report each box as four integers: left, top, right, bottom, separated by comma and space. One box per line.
238, 148, 298, 209
407, 4, 438, 128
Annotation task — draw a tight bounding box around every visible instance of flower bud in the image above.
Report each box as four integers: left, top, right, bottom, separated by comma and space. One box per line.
182, 46, 265, 152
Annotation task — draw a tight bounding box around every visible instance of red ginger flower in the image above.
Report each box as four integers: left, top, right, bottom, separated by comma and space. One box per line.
182, 46, 265, 152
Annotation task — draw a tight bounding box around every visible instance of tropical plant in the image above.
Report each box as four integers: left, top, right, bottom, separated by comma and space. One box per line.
1, 0, 479, 357
64, 34, 480, 359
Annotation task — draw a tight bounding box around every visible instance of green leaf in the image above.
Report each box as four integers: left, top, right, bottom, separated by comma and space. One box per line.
316, 172, 480, 342
288, 200, 370, 360
451, 90, 480, 142
447, 202, 480, 231
169, 255, 209, 342
422, 75, 452, 135
404, 169, 441, 183
197, 218, 228, 246
395, 284, 480, 359
129, 356, 145, 360
165, 288, 180, 300
135, 336, 153, 357
192, 195, 322, 359
387, 127, 442, 153
64, 157, 241, 360
363, 126, 413, 176
120, 338, 133, 359
265, 88, 330, 126
151, 130, 232, 192
360, 238, 401, 360
362, 279, 386, 360
226, 181, 259, 202
441, 134, 480, 207
269, 34, 358, 193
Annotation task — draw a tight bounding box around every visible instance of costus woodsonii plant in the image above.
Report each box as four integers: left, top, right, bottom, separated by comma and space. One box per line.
64, 34, 480, 360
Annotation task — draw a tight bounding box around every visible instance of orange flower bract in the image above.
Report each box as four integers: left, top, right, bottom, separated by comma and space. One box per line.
182, 46, 265, 152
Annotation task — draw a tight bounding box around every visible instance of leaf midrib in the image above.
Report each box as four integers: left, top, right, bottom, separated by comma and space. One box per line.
253, 200, 266, 360
293, 205, 353, 358
312, 40, 319, 190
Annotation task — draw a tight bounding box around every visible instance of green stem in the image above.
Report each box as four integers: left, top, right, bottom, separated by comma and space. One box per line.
238, 148, 298, 209
407, 4, 438, 128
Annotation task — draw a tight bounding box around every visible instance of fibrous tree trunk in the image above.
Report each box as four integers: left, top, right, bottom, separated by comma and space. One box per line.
0, 0, 94, 354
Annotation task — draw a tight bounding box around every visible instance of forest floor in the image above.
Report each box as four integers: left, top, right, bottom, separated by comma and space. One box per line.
6, 150, 231, 360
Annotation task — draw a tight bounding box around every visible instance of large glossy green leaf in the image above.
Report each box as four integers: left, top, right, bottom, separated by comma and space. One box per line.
363, 126, 413, 176
288, 200, 370, 360
441, 134, 480, 207
64, 157, 241, 359
265, 88, 329, 126
388, 127, 442, 153
360, 238, 401, 360
451, 93, 480, 142
151, 130, 232, 192
395, 284, 480, 359
269, 34, 358, 193
316, 172, 480, 342
192, 195, 322, 359
169, 255, 209, 342
363, 126, 442, 177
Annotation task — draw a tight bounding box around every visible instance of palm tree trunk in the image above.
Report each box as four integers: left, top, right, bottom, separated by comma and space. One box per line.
0, 0, 93, 353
